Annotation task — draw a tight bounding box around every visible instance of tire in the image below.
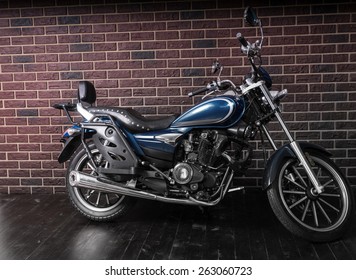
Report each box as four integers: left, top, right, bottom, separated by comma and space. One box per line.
66, 143, 134, 221
267, 151, 354, 242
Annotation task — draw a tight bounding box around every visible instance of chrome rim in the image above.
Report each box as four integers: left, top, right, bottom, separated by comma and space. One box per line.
278, 156, 349, 232
73, 149, 124, 212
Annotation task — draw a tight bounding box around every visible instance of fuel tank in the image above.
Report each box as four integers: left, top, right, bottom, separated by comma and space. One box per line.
171, 95, 245, 128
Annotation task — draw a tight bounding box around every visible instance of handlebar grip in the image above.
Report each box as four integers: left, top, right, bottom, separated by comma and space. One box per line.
188, 87, 209, 97
236, 32, 248, 48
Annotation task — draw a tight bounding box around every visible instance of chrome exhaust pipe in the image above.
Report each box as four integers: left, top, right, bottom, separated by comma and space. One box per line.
69, 171, 220, 206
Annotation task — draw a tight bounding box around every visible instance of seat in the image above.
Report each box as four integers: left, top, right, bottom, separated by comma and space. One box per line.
88, 107, 177, 133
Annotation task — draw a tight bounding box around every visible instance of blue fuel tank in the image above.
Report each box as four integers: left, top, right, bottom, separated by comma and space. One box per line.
171, 95, 245, 128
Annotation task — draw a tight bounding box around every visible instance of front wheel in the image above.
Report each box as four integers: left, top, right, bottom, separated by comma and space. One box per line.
267, 151, 354, 242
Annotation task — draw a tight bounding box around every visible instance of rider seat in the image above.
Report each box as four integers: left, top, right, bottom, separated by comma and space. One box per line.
88, 107, 177, 133
78, 80, 177, 133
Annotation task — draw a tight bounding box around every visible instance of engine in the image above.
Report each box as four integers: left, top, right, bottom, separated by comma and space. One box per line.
168, 128, 253, 201
169, 130, 231, 200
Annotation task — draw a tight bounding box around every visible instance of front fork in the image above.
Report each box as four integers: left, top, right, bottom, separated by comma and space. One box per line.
258, 82, 324, 195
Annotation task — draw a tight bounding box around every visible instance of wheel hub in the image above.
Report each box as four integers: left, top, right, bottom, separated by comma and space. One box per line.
306, 187, 319, 201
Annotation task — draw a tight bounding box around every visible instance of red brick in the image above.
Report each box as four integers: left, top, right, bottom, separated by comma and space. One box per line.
0, 126, 17, 134
120, 79, 143, 88
34, 17, 56, 26
95, 61, 118, 70
81, 15, 105, 24
106, 14, 130, 23
9, 170, 30, 177
1, 64, 23, 73
36, 54, 58, 62
108, 70, 131, 79
7, 135, 29, 143
14, 73, 36, 81
25, 82, 47, 90
11, 36, 34, 45
2, 82, 24, 91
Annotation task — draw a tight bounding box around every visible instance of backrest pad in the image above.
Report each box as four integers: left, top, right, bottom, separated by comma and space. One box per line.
78, 81, 96, 105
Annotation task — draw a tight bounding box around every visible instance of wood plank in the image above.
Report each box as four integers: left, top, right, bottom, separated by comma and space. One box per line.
168, 206, 197, 260
232, 190, 253, 259
243, 189, 268, 259
0, 195, 56, 259
8, 195, 75, 259
152, 204, 182, 260
254, 192, 286, 260
120, 201, 157, 260
312, 243, 336, 260
0, 190, 355, 260
328, 240, 353, 260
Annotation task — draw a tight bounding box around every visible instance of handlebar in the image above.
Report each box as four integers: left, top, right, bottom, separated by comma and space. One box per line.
236, 32, 248, 48
236, 32, 262, 58
188, 80, 238, 97
188, 86, 210, 97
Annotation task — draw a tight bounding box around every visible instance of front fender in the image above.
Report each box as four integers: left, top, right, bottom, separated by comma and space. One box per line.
262, 142, 332, 190
58, 135, 81, 163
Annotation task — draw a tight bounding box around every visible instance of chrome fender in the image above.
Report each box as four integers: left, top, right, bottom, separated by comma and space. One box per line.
262, 142, 332, 190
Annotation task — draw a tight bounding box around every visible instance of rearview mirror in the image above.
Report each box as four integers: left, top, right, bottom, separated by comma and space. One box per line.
211, 60, 221, 74
244, 6, 260, 26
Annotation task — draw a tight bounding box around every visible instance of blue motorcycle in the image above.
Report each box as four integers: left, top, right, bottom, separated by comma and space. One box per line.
54, 7, 353, 242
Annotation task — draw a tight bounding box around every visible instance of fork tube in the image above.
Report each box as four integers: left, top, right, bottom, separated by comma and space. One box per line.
259, 84, 294, 142
259, 83, 324, 194
260, 124, 278, 151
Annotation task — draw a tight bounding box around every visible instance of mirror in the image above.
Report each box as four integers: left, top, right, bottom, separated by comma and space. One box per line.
211, 60, 221, 74
244, 6, 260, 26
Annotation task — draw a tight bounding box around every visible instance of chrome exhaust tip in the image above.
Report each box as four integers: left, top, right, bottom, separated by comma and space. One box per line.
69, 170, 79, 187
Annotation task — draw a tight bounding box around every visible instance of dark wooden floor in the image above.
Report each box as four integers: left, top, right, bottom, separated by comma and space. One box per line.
0, 188, 355, 260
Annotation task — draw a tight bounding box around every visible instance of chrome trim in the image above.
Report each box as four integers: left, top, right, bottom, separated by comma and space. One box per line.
77, 103, 94, 122
155, 133, 183, 145
241, 80, 264, 95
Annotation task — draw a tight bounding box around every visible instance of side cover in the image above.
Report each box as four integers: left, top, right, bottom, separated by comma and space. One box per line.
87, 124, 139, 172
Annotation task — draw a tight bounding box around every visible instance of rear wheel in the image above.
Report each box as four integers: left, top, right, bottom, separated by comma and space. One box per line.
66, 144, 134, 221
267, 152, 354, 242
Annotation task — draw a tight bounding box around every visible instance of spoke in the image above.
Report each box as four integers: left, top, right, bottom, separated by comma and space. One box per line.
312, 201, 319, 227
95, 192, 101, 207
87, 162, 96, 172
289, 196, 308, 209
292, 166, 308, 188
282, 190, 306, 195
319, 197, 340, 213
319, 193, 341, 198
322, 179, 334, 188
284, 176, 306, 190
85, 190, 94, 200
105, 194, 110, 205
316, 200, 332, 224
301, 199, 311, 222
316, 167, 322, 179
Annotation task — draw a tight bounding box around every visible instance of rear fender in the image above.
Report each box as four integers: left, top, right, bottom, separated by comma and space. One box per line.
262, 142, 332, 190
58, 135, 81, 163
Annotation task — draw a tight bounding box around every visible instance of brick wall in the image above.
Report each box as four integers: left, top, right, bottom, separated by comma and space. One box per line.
0, 0, 355, 194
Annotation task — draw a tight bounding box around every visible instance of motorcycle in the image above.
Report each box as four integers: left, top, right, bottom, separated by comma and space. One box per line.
54, 7, 353, 242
